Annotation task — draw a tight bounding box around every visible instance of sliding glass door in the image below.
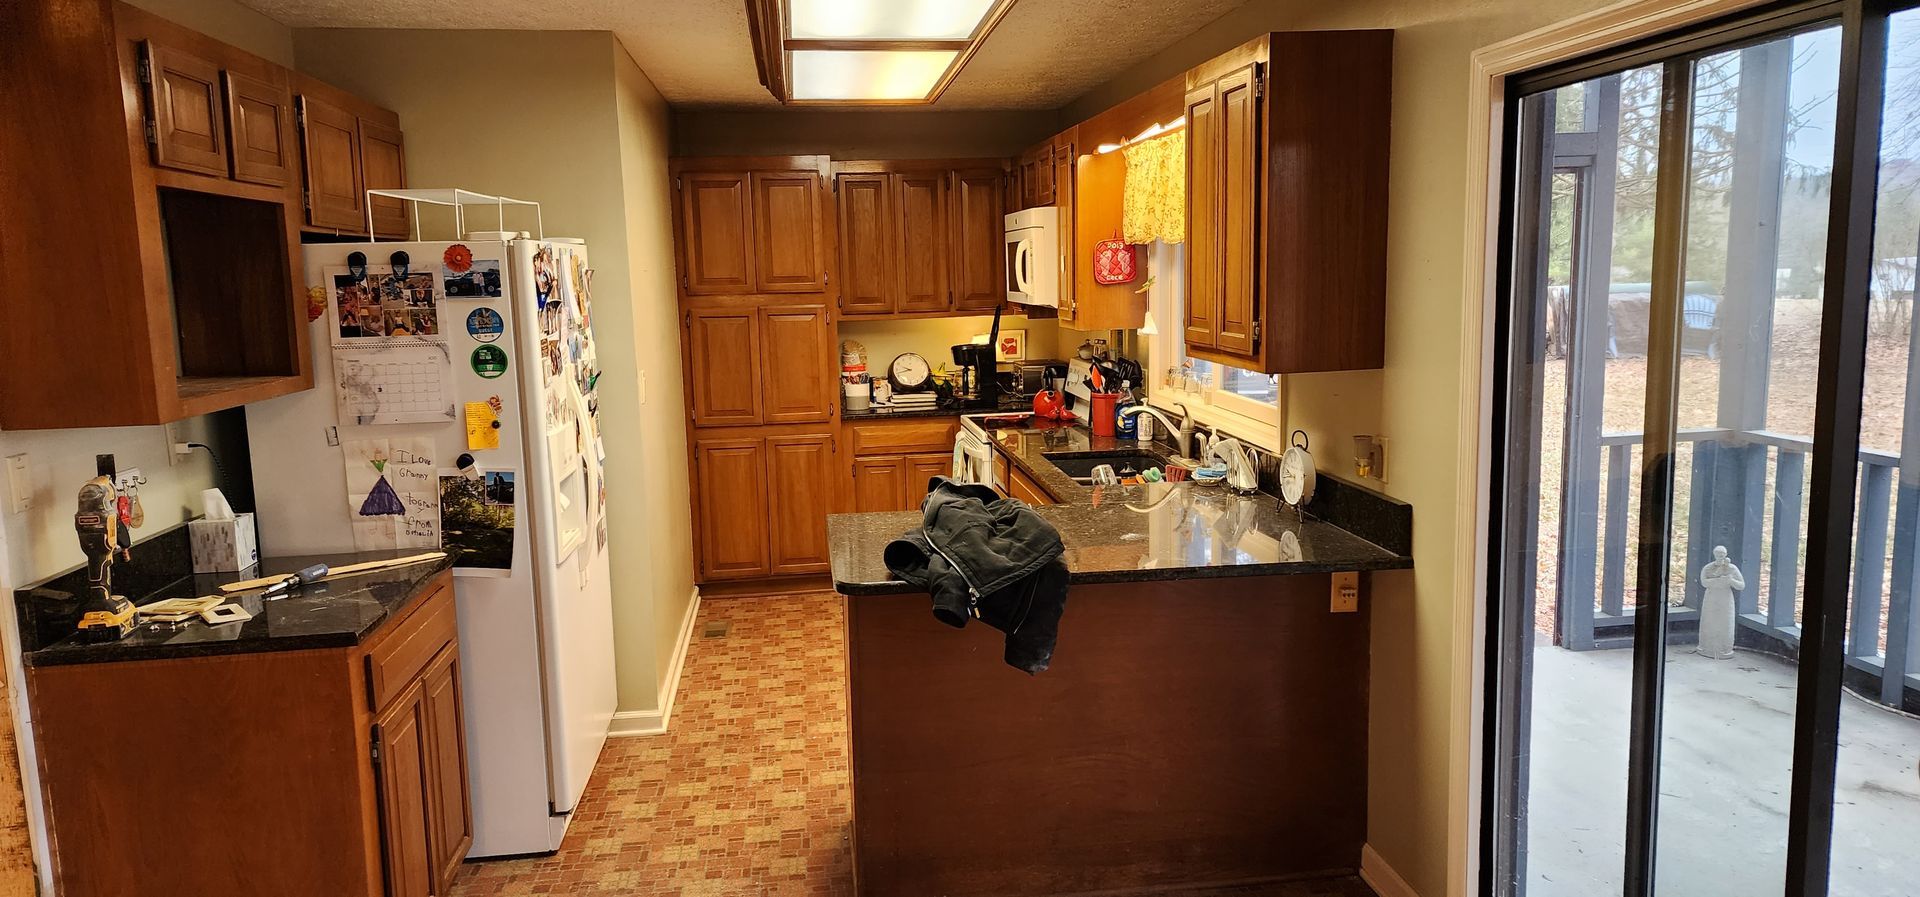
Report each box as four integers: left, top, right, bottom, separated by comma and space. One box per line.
1487, 2, 1920, 896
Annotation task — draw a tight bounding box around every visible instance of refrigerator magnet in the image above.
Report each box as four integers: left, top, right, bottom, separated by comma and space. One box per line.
466, 307, 504, 343
471, 345, 509, 379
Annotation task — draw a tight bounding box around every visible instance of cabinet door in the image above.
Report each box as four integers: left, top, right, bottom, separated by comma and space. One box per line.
360, 120, 409, 239
679, 172, 755, 295
222, 70, 292, 186
852, 457, 911, 512
142, 43, 228, 177
766, 434, 836, 574
761, 304, 834, 424
1183, 82, 1221, 350
1031, 144, 1055, 207
751, 171, 828, 293
1052, 140, 1077, 325
950, 169, 1006, 312
836, 173, 894, 314
374, 683, 434, 897
894, 172, 951, 313
906, 454, 951, 505
695, 437, 772, 579
300, 95, 364, 230
422, 646, 472, 894
686, 308, 764, 426
1215, 65, 1261, 357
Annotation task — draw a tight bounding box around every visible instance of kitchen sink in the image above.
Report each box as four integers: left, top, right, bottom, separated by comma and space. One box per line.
1042, 451, 1168, 479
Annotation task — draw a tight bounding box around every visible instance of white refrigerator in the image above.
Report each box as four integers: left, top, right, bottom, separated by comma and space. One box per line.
247, 236, 617, 857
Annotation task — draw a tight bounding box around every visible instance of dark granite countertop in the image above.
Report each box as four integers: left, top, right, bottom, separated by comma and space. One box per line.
20, 548, 453, 667
829, 420, 1413, 595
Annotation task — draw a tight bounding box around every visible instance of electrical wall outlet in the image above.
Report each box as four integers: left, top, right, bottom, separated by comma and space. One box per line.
165, 421, 189, 466
1330, 572, 1360, 613
5, 454, 30, 514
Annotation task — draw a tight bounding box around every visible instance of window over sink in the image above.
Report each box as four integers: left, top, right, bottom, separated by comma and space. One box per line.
1142, 243, 1282, 450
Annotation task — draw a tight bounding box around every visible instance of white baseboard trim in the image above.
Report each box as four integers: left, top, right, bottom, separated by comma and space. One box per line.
609, 587, 701, 737
1360, 844, 1420, 897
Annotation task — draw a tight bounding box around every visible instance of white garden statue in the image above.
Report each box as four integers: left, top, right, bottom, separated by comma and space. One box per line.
1695, 545, 1745, 660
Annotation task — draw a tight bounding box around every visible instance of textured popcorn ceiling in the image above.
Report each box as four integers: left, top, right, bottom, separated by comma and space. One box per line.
237, 0, 1249, 110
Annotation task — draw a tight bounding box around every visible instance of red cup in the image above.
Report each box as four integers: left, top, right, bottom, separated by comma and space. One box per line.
1090, 392, 1117, 437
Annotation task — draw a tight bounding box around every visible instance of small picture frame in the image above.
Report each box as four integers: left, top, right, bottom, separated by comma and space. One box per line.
996, 329, 1027, 362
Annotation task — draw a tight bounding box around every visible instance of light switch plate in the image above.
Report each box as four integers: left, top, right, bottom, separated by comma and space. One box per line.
5, 454, 30, 514
1330, 571, 1360, 613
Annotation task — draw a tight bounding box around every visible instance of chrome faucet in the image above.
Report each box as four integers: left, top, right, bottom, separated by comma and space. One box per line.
1120, 402, 1199, 460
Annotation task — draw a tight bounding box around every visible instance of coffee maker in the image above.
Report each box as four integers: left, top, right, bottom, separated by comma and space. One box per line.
951, 343, 998, 408
950, 307, 1003, 409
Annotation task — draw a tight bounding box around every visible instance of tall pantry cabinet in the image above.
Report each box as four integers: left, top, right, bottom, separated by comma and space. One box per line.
672, 156, 841, 584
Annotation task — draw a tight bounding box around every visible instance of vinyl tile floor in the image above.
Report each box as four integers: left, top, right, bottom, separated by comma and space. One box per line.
448, 592, 1376, 897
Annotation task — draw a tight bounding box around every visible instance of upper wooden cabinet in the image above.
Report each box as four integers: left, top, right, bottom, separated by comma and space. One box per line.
0, 1, 322, 429
1183, 32, 1392, 373
836, 173, 894, 315
224, 69, 295, 186
143, 41, 228, 177
752, 171, 829, 293
673, 157, 832, 297
295, 76, 407, 238
679, 171, 755, 294
894, 172, 952, 313
683, 302, 833, 427
829, 161, 1002, 319
950, 167, 1007, 313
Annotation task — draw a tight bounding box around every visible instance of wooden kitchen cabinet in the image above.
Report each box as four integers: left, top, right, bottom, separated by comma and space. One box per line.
0, 1, 325, 428
693, 428, 838, 580
836, 173, 894, 315
375, 680, 435, 897
143, 41, 228, 177
674, 157, 832, 296
361, 119, 409, 238
684, 303, 833, 427
299, 93, 364, 230
1182, 32, 1392, 373
761, 304, 835, 424
833, 161, 1001, 319
852, 457, 910, 512
295, 75, 407, 237
678, 171, 755, 294
752, 171, 829, 293
767, 433, 838, 574
685, 307, 765, 426
895, 171, 953, 313
25, 568, 468, 897
950, 167, 1008, 312
695, 436, 774, 578
224, 69, 295, 186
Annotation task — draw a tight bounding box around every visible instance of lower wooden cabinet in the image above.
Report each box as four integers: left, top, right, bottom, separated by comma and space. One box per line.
852, 452, 953, 512
693, 429, 838, 580
25, 569, 469, 897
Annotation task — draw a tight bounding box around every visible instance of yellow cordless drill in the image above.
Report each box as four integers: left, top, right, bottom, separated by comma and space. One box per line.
74, 475, 136, 641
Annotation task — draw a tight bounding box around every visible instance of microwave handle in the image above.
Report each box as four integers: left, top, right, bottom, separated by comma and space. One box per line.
1013, 239, 1032, 294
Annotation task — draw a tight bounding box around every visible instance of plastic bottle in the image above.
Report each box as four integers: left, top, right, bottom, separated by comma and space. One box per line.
1114, 381, 1137, 440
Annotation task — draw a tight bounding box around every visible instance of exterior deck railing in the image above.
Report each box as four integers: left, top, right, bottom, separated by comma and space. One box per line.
1564, 428, 1920, 712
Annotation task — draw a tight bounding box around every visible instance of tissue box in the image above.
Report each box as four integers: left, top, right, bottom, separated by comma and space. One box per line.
190, 513, 259, 573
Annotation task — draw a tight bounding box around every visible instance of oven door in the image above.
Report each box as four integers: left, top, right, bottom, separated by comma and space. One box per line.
952, 430, 994, 487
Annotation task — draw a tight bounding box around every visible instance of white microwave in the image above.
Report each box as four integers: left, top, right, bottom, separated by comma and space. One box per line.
1004, 206, 1059, 307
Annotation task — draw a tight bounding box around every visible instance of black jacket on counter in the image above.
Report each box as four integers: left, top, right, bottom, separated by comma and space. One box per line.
883, 477, 1070, 674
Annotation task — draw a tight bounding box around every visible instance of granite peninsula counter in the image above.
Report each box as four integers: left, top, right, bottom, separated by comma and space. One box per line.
827, 421, 1413, 897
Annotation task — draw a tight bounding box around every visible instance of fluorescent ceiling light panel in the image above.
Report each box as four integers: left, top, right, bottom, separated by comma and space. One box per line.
789, 0, 998, 40
790, 50, 958, 101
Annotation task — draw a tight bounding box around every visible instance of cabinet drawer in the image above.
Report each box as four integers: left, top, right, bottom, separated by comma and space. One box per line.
850, 420, 958, 456
367, 577, 457, 711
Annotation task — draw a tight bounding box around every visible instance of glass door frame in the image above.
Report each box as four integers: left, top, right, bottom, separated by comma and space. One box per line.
1481, 1, 1907, 895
